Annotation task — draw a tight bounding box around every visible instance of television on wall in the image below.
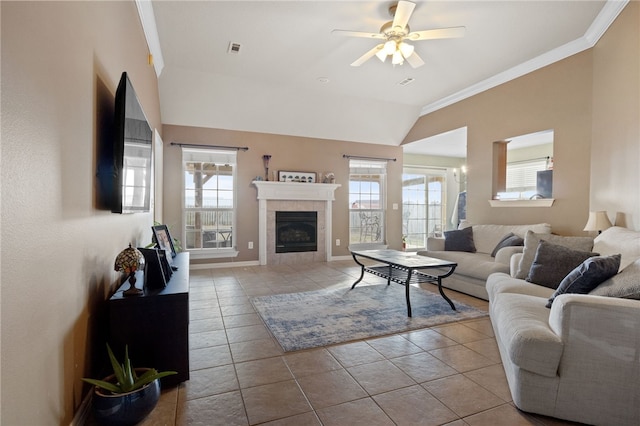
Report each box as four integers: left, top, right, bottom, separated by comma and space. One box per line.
111, 72, 152, 213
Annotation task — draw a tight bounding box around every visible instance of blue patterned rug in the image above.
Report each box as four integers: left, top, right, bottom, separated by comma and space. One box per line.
251, 284, 488, 352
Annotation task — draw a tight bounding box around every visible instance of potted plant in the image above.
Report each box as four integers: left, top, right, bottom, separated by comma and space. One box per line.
83, 344, 177, 426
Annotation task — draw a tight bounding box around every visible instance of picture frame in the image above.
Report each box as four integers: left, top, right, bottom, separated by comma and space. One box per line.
138, 248, 168, 290
152, 224, 176, 258
278, 171, 317, 183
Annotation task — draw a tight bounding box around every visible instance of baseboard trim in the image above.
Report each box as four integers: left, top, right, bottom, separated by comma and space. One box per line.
69, 390, 92, 426
189, 260, 260, 270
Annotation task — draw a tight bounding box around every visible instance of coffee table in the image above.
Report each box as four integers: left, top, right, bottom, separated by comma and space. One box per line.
350, 249, 457, 317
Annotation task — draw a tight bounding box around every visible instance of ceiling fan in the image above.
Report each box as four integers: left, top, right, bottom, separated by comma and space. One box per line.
332, 0, 465, 68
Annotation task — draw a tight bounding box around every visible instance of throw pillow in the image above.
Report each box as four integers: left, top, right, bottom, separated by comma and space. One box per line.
546, 254, 621, 308
444, 227, 476, 253
515, 231, 595, 279
590, 258, 640, 299
490, 233, 524, 257
526, 240, 597, 289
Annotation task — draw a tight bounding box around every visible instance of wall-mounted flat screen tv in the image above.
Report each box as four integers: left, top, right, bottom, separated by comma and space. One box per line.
112, 72, 152, 213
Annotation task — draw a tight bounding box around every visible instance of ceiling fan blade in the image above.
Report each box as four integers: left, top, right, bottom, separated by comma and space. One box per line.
407, 26, 466, 41
332, 29, 385, 39
392, 1, 416, 31
351, 44, 384, 67
405, 51, 425, 68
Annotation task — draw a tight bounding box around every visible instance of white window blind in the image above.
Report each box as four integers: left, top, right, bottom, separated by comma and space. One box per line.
506, 158, 548, 193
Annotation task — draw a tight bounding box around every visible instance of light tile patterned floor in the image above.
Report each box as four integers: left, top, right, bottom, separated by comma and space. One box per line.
139, 260, 581, 425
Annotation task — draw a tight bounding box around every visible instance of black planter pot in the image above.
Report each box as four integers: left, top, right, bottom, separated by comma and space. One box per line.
92, 370, 161, 426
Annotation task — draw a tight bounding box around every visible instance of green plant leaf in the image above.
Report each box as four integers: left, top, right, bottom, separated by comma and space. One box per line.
106, 343, 126, 389
81, 378, 122, 394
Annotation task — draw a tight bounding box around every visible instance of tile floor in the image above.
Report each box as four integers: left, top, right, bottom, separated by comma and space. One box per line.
139, 260, 581, 426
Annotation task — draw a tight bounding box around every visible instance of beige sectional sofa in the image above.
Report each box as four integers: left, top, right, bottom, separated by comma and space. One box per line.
417, 223, 551, 300
487, 226, 640, 425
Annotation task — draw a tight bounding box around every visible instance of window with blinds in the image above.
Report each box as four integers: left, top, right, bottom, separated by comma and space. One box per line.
506, 158, 548, 194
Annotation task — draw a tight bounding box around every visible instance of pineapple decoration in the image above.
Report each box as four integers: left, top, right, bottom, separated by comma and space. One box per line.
114, 244, 145, 296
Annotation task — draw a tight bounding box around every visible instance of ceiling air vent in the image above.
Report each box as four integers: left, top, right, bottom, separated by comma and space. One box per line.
398, 77, 415, 86
227, 42, 242, 54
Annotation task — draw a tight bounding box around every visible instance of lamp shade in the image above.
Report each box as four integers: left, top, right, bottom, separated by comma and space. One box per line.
383, 40, 396, 55
583, 211, 612, 232
114, 244, 144, 275
398, 42, 414, 58
392, 50, 404, 65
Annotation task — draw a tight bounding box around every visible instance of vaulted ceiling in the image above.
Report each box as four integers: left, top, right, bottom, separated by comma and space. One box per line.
145, 1, 621, 153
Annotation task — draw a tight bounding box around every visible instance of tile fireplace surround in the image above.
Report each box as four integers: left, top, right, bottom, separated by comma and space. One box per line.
253, 181, 341, 265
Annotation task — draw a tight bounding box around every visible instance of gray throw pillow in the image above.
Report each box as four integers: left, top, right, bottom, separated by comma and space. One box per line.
546, 254, 621, 308
526, 240, 597, 289
590, 259, 640, 299
490, 233, 524, 257
515, 231, 595, 279
444, 227, 476, 252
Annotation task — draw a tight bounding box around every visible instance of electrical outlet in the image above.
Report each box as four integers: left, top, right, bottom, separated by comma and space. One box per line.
248, 241, 254, 249
336, 239, 340, 246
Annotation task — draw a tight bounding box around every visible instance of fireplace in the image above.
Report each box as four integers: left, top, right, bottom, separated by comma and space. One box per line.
275, 211, 317, 253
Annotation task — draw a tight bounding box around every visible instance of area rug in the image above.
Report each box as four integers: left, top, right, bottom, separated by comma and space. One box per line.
251, 284, 488, 351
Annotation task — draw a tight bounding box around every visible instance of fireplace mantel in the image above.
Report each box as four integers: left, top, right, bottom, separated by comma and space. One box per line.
252, 181, 341, 265
253, 181, 340, 201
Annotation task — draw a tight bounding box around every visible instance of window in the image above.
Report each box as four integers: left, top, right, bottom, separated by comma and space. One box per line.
182, 148, 236, 256
349, 160, 386, 247
402, 168, 446, 249
506, 158, 549, 197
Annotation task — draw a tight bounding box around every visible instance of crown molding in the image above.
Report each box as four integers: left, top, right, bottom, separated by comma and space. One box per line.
420, 0, 629, 117
136, 0, 165, 77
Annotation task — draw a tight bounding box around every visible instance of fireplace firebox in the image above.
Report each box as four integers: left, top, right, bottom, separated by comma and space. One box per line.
275, 211, 317, 253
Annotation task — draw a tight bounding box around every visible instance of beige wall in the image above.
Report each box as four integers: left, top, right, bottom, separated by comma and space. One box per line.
403, 2, 639, 235
403, 50, 594, 236
590, 0, 640, 230
161, 125, 403, 263
1, 2, 160, 424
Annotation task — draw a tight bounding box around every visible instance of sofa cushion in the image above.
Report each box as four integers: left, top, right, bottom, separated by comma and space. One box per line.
463, 223, 551, 255
491, 292, 564, 377
515, 231, 594, 279
593, 226, 640, 271
590, 258, 640, 299
491, 233, 524, 257
526, 241, 597, 289
423, 251, 510, 281
444, 227, 476, 252
546, 254, 621, 307
487, 272, 555, 301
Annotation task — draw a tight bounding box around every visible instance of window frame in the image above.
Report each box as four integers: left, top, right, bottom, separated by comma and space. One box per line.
348, 160, 387, 250
402, 167, 447, 250
181, 148, 239, 259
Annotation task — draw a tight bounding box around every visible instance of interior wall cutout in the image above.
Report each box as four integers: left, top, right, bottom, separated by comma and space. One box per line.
493, 129, 554, 201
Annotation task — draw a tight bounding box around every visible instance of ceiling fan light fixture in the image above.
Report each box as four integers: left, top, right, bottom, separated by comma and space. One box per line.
399, 41, 414, 58
375, 49, 388, 62
392, 50, 404, 65
383, 40, 396, 55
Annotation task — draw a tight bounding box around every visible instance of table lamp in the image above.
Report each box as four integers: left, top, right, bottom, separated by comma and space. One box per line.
114, 244, 145, 296
583, 211, 612, 234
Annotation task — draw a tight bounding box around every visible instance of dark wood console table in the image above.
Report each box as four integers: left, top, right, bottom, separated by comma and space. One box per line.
109, 252, 189, 387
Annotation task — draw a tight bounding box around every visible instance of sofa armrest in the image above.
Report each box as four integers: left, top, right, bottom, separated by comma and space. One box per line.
510, 253, 523, 277
426, 237, 445, 251
549, 294, 640, 387
494, 246, 524, 266
549, 294, 640, 345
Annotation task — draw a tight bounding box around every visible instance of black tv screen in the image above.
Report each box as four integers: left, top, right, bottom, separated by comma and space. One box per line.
112, 72, 152, 213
